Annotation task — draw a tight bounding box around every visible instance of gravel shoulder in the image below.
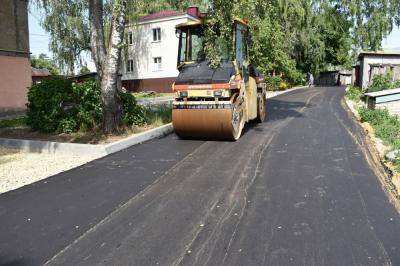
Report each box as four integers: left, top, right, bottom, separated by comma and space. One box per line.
0, 148, 99, 194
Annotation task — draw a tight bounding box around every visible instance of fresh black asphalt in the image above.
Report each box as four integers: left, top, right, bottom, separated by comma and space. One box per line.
1, 87, 399, 265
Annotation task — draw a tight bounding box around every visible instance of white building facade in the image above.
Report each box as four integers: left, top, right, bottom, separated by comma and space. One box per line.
122, 10, 199, 92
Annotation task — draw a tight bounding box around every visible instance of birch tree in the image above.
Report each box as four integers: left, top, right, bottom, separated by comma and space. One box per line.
34, 0, 205, 133
100, 0, 126, 133
36, 0, 128, 133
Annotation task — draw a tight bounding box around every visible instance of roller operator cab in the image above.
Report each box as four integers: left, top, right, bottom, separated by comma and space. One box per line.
172, 18, 266, 140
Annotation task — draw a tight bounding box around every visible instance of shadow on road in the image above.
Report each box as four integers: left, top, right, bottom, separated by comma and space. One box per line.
266, 98, 311, 122
242, 98, 310, 136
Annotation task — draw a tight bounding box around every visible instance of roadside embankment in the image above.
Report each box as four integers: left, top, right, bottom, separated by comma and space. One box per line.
344, 90, 400, 201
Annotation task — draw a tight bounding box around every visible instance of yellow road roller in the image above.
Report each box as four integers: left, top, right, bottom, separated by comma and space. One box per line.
172, 17, 266, 140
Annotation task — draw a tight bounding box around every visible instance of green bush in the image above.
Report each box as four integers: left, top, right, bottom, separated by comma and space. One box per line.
345, 86, 363, 102
27, 78, 146, 133
26, 77, 73, 132
394, 79, 400, 89
368, 72, 400, 92
120, 92, 146, 126
143, 105, 172, 126
0, 117, 27, 128
265, 76, 283, 91
71, 80, 103, 131
289, 71, 306, 86
358, 106, 400, 147
358, 106, 400, 170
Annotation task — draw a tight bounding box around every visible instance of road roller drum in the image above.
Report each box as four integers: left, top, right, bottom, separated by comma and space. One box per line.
172, 99, 244, 140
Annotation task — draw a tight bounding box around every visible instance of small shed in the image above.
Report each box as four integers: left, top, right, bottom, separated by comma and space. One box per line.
338, 70, 352, 85
31, 67, 50, 84
314, 71, 339, 86
365, 88, 400, 116
68, 72, 98, 83
358, 49, 400, 89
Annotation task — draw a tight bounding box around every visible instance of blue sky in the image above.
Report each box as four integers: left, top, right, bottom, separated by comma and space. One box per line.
29, 9, 95, 72
29, 10, 400, 73
381, 27, 400, 48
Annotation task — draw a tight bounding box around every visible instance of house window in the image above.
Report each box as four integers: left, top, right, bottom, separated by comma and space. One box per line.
127, 32, 133, 45
153, 57, 162, 71
127, 60, 133, 73
153, 28, 161, 42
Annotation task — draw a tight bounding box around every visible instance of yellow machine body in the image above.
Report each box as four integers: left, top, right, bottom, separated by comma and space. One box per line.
172, 18, 266, 140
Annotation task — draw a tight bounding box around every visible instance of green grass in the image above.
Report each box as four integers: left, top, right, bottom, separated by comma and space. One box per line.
0, 117, 27, 128
0, 107, 172, 144
143, 105, 172, 127
345, 86, 363, 102
358, 107, 400, 170
132, 92, 174, 100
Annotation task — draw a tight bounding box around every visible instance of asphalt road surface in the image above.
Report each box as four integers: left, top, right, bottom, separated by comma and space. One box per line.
1, 87, 400, 266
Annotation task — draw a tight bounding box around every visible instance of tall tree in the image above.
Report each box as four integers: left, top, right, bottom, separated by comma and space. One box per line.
31, 53, 60, 75
34, 0, 400, 133
204, 0, 399, 75
33, 0, 207, 133
34, 1, 89, 74
100, 0, 127, 133
35, 0, 128, 133
331, 0, 400, 50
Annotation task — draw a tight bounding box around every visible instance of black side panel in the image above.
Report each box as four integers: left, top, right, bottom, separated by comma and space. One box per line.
175, 61, 234, 85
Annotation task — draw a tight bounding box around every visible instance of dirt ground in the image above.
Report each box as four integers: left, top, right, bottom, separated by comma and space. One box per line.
0, 148, 99, 194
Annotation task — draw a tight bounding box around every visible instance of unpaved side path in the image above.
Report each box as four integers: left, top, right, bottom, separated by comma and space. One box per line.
0, 148, 99, 194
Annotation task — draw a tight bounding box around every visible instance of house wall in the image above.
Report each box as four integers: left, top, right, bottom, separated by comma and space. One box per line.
0, 55, 31, 111
376, 101, 400, 116
122, 15, 197, 92
0, 0, 31, 112
360, 55, 400, 89
339, 74, 352, 85
0, 0, 29, 52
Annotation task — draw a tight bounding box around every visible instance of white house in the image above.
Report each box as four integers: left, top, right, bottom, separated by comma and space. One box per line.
122, 8, 200, 92
358, 48, 400, 89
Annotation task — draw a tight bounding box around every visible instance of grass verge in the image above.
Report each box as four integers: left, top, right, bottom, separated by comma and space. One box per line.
357, 106, 400, 171
345, 85, 363, 102
143, 105, 172, 127
132, 92, 174, 100
0, 117, 27, 129
0, 106, 172, 144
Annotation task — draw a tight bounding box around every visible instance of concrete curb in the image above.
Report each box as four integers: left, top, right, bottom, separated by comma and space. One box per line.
104, 123, 173, 154
0, 123, 173, 156
266, 86, 309, 99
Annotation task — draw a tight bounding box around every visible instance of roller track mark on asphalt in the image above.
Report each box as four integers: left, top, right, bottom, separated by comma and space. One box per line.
177, 89, 323, 266
44, 141, 210, 265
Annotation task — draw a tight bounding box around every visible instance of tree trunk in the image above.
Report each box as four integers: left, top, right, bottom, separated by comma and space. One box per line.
101, 1, 126, 134
89, 0, 107, 80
